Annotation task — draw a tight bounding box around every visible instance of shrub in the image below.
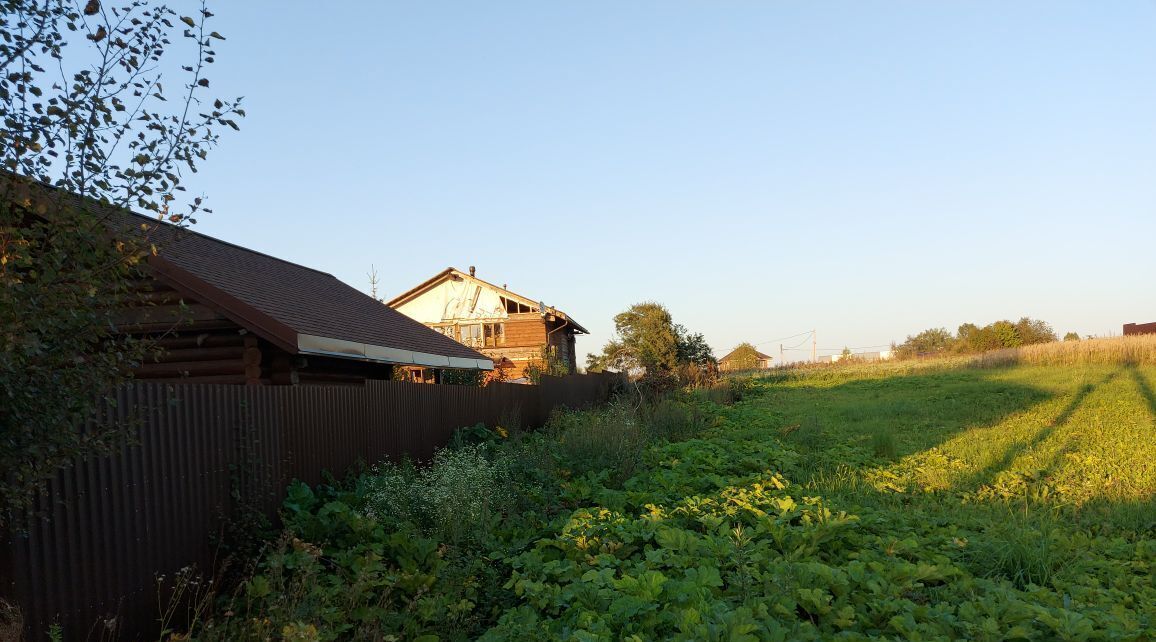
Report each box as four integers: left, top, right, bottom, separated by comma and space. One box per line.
362, 444, 514, 547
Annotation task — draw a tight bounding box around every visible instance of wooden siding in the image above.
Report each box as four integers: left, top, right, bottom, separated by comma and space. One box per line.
504, 316, 548, 347
415, 314, 581, 378
119, 273, 396, 386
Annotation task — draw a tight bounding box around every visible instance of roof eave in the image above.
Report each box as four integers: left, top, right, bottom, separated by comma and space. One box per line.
297, 334, 493, 370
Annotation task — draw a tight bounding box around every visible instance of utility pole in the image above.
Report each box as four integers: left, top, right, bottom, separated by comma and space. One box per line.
812, 329, 817, 363
780, 344, 784, 368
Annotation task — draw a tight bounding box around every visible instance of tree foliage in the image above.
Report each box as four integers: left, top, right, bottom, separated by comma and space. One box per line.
586, 303, 715, 382
674, 323, 715, 369
0, 0, 241, 524
1063, 332, 1081, 342
893, 327, 955, 359
894, 318, 1058, 360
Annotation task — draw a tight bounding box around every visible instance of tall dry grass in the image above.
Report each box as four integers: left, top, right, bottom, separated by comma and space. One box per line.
969, 334, 1156, 367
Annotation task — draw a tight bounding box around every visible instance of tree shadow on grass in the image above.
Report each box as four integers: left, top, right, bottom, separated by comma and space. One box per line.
767, 368, 1054, 463
1127, 364, 1156, 420
953, 369, 1121, 494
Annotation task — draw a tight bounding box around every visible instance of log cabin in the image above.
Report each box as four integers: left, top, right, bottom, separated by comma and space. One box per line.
388, 267, 588, 381
5, 175, 493, 385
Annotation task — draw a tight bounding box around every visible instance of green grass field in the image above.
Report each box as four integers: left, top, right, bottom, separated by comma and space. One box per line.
766, 362, 1156, 525
485, 362, 1156, 640
198, 356, 1156, 640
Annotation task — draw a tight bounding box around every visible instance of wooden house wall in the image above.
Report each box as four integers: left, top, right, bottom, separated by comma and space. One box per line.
116, 273, 395, 386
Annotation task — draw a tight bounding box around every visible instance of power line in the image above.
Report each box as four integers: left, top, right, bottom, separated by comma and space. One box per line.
782, 333, 813, 350
750, 330, 813, 347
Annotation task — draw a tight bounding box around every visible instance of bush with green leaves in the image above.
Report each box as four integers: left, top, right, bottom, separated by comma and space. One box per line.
362, 444, 514, 548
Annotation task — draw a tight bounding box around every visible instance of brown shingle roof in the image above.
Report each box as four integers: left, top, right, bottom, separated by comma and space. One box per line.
129, 212, 491, 367
2, 171, 490, 369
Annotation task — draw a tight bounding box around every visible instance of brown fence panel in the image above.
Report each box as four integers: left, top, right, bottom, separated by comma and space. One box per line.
3, 373, 623, 640
3, 383, 288, 640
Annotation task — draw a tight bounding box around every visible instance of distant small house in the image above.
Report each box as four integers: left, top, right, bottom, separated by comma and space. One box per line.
1123, 322, 1156, 336
388, 267, 588, 380
719, 348, 774, 371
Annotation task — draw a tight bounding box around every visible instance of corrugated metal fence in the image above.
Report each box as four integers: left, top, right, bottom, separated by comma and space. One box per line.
1, 373, 622, 640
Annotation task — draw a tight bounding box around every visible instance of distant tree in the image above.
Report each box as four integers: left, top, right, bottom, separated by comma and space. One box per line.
0, 1, 242, 524
1063, 332, 1081, 342
588, 302, 680, 375
726, 342, 761, 370
898, 317, 1058, 360
587, 303, 714, 390
955, 323, 981, 353
990, 320, 1022, 349
674, 324, 716, 368
1015, 317, 1057, 345
841, 346, 852, 358
894, 327, 955, 359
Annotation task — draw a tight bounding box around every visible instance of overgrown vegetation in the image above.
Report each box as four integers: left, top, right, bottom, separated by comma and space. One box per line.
525, 345, 570, 384
186, 356, 1155, 640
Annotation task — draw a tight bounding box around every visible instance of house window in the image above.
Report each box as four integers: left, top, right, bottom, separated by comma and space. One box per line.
484, 323, 505, 347
460, 324, 479, 347
458, 323, 503, 347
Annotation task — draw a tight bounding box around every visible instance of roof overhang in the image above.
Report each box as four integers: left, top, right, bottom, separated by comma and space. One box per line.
298, 334, 493, 370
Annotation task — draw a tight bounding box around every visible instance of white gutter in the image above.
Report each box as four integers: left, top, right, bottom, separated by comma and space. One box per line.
297, 334, 494, 370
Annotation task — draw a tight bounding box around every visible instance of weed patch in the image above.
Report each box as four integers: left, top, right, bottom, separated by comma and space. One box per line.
188, 363, 1156, 640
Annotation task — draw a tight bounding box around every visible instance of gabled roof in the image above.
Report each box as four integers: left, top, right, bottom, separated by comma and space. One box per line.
719, 347, 773, 363
388, 267, 589, 334
6, 174, 492, 370
140, 220, 492, 369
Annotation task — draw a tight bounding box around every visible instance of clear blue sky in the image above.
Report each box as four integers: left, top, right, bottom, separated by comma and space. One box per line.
183, 2, 1156, 363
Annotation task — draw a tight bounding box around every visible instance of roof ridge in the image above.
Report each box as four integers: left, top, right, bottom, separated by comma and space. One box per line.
3, 171, 336, 280
125, 210, 336, 279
